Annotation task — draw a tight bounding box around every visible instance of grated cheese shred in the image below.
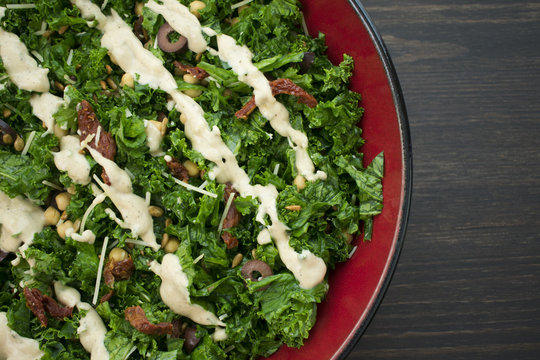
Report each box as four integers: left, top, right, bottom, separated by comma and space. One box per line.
21, 130, 36, 156
162, 172, 217, 198
218, 192, 235, 233
92, 236, 109, 305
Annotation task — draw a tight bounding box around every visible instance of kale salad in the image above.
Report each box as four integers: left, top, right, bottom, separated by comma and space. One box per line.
0, 0, 384, 359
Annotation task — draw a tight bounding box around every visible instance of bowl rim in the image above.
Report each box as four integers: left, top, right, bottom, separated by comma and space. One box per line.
336, 1, 413, 359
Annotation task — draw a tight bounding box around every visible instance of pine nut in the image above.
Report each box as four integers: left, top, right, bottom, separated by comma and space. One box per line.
120, 73, 134, 88
183, 89, 202, 98
231, 253, 243, 268
183, 160, 199, 177
161, 233, 169, 248
189, 1, 206, 18
105, 64, 113, 74
183, 73, 199, 85
44, 206, 61, 226
106, 77, 117, 90
164, 237, 180, 253
285, 205, 302, 211
148, 205, 164, 217
293, 175, 306, 190
2, 109, 11, 118
2, 134, 13, 145
57, 220, 73, 239
55, 192, 71, 211
109, 247, 129, 262
14, 136, 24, 152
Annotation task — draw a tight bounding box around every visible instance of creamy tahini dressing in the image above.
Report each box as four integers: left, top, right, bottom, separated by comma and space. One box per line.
149, 254, 225, 326
146, 0, 207, 53
0, 312, 44, 360
0, 192, 44, 254
0, 29, 49, 93
144, 120, 163, 156
53, 135, 91, 185
88, 148, 159, 251
54, 282, 109, 360
29, 93, 64, 135
72, 0, 326, 289
215, 34, 326, 182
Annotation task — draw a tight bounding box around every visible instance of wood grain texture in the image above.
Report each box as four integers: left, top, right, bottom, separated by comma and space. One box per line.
348, 1, 540, 359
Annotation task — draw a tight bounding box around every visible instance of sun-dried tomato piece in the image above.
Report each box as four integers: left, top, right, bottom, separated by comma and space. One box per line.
77, 100, 117, 184
125, 306, 173, 335
235, 78, 318, 119
171, 318, 185, 338
173, 61, 209, 80
24, 287, 73, 327
221, 183, 241, 249
101, 257, 134, 302
166, 157, 189, 183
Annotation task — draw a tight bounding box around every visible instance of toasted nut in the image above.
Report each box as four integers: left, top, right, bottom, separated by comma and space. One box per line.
106, 77, 117, 90
293, 175, 306, 190
72, 219, 81, 232
2, 134, 13, 145
14, 136, 24, 152
160, 117, 168, 136
238, 4, 250, 13
148, 205, 164, 217
183, 89, 202, 98
58, 25, 69, 35
189, 1, 206, 18
149, 120, 163, 134
195, 53, 203, 62
100, 80, 108, 90
251, 248, 257, 259
165, 218, 172, 227
54, 81, 65, 92
161, 233, 169, 248
109, 247, 129, 262
44, 206, 61, 226
135, 2, 144, 16
105, 64, 113, 74
120, 73, 134, 88
57, 220, 73, 239
67, 184, 76, 195
183, 160, 199, 177
2, 109, 11, 118
55, 192, 71, 211
230, 17, 240, 25
60, 210, 68, 220
231, 253, 243, 268
285, 205, 302, 211
180, 113, 188, 125
164, 237, 180, 253
183, 73, 199, 85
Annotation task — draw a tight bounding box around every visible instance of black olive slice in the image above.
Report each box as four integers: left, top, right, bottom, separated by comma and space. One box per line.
241, 260, 273, 290
157, 23, 188, 53
299, 51, 315, 73
183, 326, 200, 353
0, 119, 17, 145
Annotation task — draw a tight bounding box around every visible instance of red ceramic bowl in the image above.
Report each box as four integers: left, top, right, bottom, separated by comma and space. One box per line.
269, 1, 412, 359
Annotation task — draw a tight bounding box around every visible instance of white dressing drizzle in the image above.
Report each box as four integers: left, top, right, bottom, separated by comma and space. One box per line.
72, 0, 326, 288
0, 28, 49, 92
149, 254, 225, 326
143, 120, 164, 156
215, 34, 326, 182
88, 148, 159, 251
53, 135, 92, 185
0, 191, 44, 254
0, 312, 44, 360
146, 0, 207, 53
54, 282, 109, 360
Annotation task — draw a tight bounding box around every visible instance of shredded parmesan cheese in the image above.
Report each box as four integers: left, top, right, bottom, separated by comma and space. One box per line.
31, 50, 43, 63
21, 130, 35, 156
218, 313, 229, 321
145, 191, 151, 206
95, 125, 101, 145
100, 0, 109, 11
231, 0, 254, 10
300, 12, 309, 37
162, 172, 218, 198
80, 192, 106, 233
224, 345, 235, 353
92, 236, 109, 305
198, 180, 208, 189
63, 74, 76, 84
193, 253, 204, 264
42, 180, 64, 191
218, 192, 235, 233
124, 167, 135, 179
348, 245, 358, 259
5, 3, 36, 9
273, 163, 280, 175
66, 49, 74, 66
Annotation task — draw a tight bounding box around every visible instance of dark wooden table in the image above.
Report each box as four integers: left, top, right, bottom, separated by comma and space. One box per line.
349, 1, 540, 359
